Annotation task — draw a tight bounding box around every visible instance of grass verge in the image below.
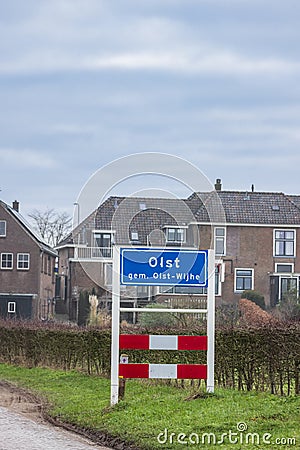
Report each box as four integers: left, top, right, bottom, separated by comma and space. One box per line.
0, 363, 299, 449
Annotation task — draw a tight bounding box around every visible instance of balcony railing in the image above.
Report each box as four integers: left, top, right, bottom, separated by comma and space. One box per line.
74, 246, 112, 259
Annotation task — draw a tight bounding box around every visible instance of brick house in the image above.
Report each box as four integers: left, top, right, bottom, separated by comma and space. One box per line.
56, 181, 300, 322
0, 200, 57, 320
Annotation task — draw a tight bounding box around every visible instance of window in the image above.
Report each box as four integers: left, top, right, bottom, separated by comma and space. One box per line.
274, 230, 295, 257
275, 263, 294, 273
161, 285, 207, 294
1, 253, 13, 269
137, 285, 149, 299
94, 232, 112, 257
17, 253, 30, 270
235, 269, 253, 292
215, 227, 226, 256
131, 231, 139, 241
0, 220, 6, 237
159, 267, 221, 296
166, 228, 185, 243
104, 263, 113, 286
8, 302, 16, 313
280, 277, 298, 300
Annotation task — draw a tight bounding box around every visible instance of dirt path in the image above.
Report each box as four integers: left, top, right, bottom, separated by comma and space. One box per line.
0, 380, 44, 422
0, 381, 135, 450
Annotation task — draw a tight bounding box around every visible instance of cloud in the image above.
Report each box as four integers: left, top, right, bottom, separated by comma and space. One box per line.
0, 48, 298, 77
0, 148, 57, 169
0, 2, 298, 78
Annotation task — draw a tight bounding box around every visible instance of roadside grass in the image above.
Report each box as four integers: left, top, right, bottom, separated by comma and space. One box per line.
0, 363, 299, 450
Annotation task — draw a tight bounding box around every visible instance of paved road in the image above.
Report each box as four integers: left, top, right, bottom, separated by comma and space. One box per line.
0, 406, 111, 450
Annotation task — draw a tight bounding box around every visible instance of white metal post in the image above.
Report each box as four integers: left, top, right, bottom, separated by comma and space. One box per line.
206, 249, 215, 393
110, 245, 120, 405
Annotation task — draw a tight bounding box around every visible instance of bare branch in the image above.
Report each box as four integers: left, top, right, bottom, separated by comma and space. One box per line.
28, 208, 72, 247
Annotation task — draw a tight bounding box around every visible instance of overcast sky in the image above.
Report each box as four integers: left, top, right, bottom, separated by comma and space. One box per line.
1, 0, 300, 219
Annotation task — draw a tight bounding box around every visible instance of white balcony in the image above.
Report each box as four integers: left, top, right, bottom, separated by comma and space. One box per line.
74, 246, 112, 259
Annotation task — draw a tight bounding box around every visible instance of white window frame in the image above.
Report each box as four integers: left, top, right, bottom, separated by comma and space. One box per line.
92, 230, 113, 257
273, 229, 296, 257
8, 302, 16, 313
104, 262, 113, 286
165, 227, 186, 243
278, 276, 299, 301
17, 253, 30, 270
131, 231, 139, 241
1, 253, 13, 270
275, 263, 294, 273
214, 227, 226, 256
0, 220, 6, 237
234, 268, 254, 292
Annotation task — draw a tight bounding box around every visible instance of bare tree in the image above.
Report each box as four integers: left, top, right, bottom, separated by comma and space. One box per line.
28, 208, 72, 247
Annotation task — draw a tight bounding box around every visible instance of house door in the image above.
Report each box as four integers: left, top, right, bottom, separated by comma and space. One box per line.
270, 276, 279, 307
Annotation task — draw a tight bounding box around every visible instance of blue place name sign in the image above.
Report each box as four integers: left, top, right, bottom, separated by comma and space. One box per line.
120, 248, 208, 287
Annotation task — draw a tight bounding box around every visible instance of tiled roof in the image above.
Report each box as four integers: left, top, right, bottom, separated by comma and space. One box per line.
95, 196, 194, 245
288, 195, 300, 210
194, 191, 300, 225
57, 190, 300, 247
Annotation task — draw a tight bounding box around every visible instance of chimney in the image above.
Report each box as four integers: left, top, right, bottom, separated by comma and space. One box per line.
214, 178, 222, 191
12, 200, 19, 212
251, 184, 255, 192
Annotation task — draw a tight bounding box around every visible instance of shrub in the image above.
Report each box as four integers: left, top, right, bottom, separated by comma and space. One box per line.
241, 290, 265, 310
273, 291, 300, 322
138, 303, 177, 329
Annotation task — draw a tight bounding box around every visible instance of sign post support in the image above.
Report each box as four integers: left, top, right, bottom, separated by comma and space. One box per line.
110, 245, 120, 405
206, 249, 215, 393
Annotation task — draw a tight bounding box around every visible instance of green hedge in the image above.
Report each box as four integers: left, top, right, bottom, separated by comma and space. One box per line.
0, 320, 299, 395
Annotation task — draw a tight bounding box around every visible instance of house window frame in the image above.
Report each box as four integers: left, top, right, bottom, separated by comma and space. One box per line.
1, 253, 13, 270
17, 253, 30, 270
165, 227, 186, 243
273, 229, 296, 257
214, 227, 226, 256
136, 285, 149, 299
234, 268, 254, 292
275, 263, 294, 273
131, 231, 139, 241
278, 276, 299, 301
158, 266, 221, 296
104, 262, 113, 287
93, 230, 113, 257
8, 302, 16, 313
0, 220, 6, 237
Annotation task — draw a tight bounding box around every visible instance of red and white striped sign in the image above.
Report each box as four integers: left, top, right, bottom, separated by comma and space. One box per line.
120, 334, 207, 351
119, 334, 207, 380
119, 363, 207, 379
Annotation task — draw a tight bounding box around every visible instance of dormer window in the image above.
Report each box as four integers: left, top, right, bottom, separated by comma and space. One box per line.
131, 231, 139, 241
166, 227, 186, 243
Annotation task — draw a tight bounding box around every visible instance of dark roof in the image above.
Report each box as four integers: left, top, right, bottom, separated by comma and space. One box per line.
58, 190, 300, 248
95, 196, 194, 245
194, 191, 300, 225
288, 195, 300, 210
